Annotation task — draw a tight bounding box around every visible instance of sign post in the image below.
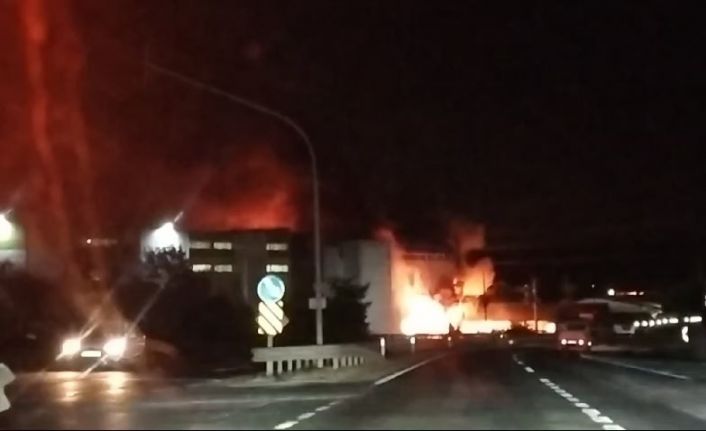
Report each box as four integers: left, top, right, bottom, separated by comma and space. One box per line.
256, 275, 289, 376
256, 276, 288, 331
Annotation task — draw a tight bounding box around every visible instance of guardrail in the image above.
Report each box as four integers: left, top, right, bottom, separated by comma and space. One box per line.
251, 343, 381, 376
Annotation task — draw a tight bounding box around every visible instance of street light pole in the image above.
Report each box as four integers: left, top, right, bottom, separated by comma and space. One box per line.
145, 60, 325, 345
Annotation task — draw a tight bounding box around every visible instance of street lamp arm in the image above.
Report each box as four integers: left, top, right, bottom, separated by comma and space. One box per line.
145, 60, 325, 345
145, 62, 316, 163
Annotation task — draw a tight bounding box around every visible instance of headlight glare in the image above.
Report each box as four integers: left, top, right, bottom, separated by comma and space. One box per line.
61, 337, 82, 357
103, 337, 127, 358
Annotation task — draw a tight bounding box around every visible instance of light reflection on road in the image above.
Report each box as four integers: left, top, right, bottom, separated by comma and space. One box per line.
105, 372, 127, 397
39, 371, 134, 402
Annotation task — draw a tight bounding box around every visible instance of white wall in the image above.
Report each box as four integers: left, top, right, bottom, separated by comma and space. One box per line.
324, 240, 396, 335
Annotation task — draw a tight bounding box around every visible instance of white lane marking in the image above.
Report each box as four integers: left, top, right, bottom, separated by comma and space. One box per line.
374, 354, 445, 386
524, 366, 535, 373
581, 354, 690, 380
328, 400, 339, 406
594, 416, 614, 424
582, 408, 613, 424
274, 421, 298, 430
297, 412, 315, 420
537, 378, 626, 429
315, 405, 330, 412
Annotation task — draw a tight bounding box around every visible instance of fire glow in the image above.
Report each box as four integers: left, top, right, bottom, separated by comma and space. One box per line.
378, 224, 496, 336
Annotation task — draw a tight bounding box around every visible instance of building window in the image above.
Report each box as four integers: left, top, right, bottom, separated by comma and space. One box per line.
190, 240, 211, 249
214, 264, 233, 273
266, 242, 288, 251
192, 264, 212, 272
266, 264, 289, 273
213, 241, 233, 250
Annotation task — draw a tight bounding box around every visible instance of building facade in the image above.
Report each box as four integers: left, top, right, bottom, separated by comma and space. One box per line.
181, 229, 293, 306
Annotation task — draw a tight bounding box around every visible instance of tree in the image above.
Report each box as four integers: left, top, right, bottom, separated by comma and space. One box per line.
0, 264, 81, 369
323, 279, 370, 343
114, 249, 255, 369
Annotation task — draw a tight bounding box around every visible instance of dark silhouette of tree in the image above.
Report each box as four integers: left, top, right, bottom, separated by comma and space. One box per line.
323, 279, 370, 343
114, 249, 254, 370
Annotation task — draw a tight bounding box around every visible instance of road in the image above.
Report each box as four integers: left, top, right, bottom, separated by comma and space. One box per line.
2, 347, 706, 429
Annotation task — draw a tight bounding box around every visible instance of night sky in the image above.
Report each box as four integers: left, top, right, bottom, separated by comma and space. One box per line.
2, 1, 706, 273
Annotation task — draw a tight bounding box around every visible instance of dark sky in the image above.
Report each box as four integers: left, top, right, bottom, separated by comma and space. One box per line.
3, 1, 706, 258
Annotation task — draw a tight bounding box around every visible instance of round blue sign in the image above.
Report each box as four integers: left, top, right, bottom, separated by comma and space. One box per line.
257, 274, 286, 302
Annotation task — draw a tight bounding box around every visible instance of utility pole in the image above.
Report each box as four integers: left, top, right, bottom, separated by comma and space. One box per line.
532, 277, 538, 332
482, 271, 488, 321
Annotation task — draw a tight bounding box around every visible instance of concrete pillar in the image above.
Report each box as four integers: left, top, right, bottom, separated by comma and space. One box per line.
266, 361, 274, 376
288, 359, 294, 372
277, 361, 284, 375
317, 358, 324, 368
333, 358, 339, 369
296, 359, 302, 370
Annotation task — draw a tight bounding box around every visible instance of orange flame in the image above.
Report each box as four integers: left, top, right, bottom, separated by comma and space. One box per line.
377, 223, 496, 335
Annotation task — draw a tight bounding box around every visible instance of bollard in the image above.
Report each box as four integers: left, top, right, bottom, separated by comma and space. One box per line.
380, 336, 386, 357
410, 336, 416, 354
0, 363, 13, 413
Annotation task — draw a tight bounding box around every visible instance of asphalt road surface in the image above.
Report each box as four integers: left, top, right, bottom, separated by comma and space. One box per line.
2, 347, 706, 429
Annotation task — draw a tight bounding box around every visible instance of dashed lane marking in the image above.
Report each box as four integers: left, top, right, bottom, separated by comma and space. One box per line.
517, 356, 628, 429
603, 425, 626, 430
297, 412, 315, 421
534, 377, 627, 430
274, 421, 298, 430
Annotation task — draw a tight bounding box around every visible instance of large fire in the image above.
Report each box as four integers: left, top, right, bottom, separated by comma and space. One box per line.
377, 224, 496, 336
182, 145, 302, 231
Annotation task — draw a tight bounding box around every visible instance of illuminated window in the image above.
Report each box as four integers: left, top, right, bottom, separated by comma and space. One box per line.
266, 264, 289, 273
266, 243, 288, 251
192, 264, 212, 272
214, 264, 233, 273
190, 241, 211, 249
213, 241, 232, 250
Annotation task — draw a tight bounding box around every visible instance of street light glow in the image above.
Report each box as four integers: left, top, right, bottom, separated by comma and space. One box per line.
0, 213, 15, 242
150, 222, 181, 249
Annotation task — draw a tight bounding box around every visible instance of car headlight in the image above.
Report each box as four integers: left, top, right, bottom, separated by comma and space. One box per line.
61, 337, 82, 357
103, 337, 127, 358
